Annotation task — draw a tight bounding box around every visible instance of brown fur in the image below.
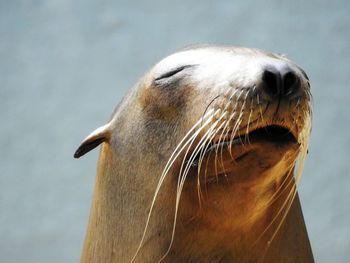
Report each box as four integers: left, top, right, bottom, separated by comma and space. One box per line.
75, 46, 314, 263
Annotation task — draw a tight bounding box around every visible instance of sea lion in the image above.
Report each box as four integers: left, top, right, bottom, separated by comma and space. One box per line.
74, 45, 314, 263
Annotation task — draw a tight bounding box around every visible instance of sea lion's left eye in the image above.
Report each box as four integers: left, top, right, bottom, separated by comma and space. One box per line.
155, 65, 193, 81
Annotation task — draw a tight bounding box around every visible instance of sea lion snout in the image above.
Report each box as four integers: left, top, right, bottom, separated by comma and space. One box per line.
259, 63, 303, 101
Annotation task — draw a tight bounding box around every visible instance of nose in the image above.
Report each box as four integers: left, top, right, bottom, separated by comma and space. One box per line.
260, 65, 301, 100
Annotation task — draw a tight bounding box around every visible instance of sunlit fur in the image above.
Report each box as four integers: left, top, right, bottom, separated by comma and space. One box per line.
79, 46, 313, 263
131, 48, 312, 262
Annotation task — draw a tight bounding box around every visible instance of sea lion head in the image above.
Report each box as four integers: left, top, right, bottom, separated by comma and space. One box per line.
75, 46, 312, 262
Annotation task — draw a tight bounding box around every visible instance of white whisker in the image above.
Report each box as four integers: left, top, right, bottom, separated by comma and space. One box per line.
131, 109, 217, 263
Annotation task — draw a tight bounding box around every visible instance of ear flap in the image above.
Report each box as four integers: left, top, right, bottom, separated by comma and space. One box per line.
74, 123, 111, 159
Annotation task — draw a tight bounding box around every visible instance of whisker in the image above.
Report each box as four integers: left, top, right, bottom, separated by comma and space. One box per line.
157, 111, 230, 262
254, 110, 312, 250
131, 109, 217, 263
245, 94, 254, 145
228, 90, 248, 151
201, 96, 220, 126
220, 89, 244, 158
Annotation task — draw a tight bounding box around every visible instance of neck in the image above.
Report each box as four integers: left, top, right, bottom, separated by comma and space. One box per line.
81, 145, 314, 263
80, 143, 176, 263
161, 174, 314, 262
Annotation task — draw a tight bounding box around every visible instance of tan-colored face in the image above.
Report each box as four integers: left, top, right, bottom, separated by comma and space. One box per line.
136, 46, 311, 236
75, 46, 312, 262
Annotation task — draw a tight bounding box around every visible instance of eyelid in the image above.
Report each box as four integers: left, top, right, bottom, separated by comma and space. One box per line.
155, 65, 194, 81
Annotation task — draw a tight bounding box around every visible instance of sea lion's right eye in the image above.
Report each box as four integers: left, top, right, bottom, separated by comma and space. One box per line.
155, 65, 193, 81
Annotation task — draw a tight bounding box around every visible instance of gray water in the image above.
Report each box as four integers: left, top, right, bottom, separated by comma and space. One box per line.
1, 0, 349, 262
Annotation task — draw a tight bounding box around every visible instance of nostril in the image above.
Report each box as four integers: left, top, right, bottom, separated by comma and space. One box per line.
283, 71, 300, 97
260, 66, 302, 101
262, 68, 281, 98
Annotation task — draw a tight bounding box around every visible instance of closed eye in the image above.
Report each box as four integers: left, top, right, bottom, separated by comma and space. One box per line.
155, 65, 194, 81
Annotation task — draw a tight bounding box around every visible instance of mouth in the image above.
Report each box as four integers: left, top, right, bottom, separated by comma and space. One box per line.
190, 124, 298, 168
241, 125, 297, 144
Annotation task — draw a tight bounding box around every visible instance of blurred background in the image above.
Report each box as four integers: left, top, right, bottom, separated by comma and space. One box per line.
1, 0, 349, 262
